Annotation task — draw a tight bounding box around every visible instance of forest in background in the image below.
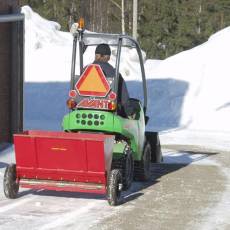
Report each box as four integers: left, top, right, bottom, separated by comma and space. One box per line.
19, 0, 230, 59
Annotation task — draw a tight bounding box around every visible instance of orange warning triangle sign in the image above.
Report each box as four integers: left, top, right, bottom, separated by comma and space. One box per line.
79, 66, 106, 92
76, 64, 110, 97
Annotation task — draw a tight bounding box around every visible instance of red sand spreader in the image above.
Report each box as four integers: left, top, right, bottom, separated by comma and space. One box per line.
14, 131, 113, 194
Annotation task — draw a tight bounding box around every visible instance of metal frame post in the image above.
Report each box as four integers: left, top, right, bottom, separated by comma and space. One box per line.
0, 13, 25, 142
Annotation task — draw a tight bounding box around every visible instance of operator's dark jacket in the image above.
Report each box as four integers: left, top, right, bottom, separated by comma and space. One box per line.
93, 61, 129, 115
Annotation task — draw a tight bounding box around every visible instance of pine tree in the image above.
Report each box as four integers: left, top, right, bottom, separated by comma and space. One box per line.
19, 0, 230, 59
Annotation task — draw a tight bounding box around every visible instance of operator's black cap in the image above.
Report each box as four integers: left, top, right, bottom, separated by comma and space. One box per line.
95, 43, 111, 56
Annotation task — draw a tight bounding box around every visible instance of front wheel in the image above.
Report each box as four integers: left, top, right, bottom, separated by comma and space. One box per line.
4, 164, 19, 199
107, 169, 122, 206
134, 143, 151, 181
122, 150, 134, 190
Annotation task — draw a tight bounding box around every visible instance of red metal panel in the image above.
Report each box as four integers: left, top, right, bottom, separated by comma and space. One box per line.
17, 167, 106, 184
35, 138, 88, 171
14, 136, 37, 168
86, 140, 105, 172
15, 130, 112, 141
14, 131, 114, 186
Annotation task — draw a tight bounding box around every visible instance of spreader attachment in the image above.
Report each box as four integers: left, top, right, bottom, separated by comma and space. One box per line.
11, 131, 114, 195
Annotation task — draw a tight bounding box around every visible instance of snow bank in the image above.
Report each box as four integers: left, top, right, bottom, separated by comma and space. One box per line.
22, 6, 73, 82
22, 6, 145, 82
22, 6, 72, 50
146, 27, 230, 131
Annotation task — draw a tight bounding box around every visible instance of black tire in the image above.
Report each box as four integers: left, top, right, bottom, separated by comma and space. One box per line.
107, 169, 122, 206
152, 135, 162, 163
3, 164, 19, 199
134, 143, 151, 181
122, 151, 134, 190
145, 132, 162, 163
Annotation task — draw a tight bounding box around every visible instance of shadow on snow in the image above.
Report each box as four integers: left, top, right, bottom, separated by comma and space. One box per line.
24, 79, 189, 132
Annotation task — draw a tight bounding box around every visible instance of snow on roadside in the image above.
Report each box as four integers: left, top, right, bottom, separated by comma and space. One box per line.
163, 151, 219, 166
146, 27, 230, 132
200, 167, 230, 230
21, 6, 73, 83
21, 6, 72, 50
21, 6, 145, 83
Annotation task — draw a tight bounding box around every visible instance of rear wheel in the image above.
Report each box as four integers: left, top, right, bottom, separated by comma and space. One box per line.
4, 164, 19, 199
145, 132, 163, 163
107, 169, 122, 206
134, 143, 151, 181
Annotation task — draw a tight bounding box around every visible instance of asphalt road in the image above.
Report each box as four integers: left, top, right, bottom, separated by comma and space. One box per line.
91, 146, 230, 230
0, 145, 229, 230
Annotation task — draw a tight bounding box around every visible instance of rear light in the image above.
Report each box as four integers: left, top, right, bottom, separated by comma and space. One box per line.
108, 101, 117, 111
67, 98, 77, 109
69, 90, 77, 98
108, 91, 117, 100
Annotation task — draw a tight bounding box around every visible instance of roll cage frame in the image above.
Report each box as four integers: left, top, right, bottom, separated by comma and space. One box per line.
70, 30, 148, 114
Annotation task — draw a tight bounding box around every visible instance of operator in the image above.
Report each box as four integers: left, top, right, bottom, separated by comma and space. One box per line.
93, 43, 129, 116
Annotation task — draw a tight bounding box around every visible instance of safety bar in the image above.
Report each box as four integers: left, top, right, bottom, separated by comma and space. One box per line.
0, 13, 24, 23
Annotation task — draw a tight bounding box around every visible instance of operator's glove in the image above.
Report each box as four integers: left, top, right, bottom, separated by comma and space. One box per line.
70, 23, 79, 35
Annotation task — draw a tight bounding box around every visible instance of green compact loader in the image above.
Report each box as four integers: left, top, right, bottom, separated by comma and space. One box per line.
62, 24, 162, 204
4, 22, 162, 206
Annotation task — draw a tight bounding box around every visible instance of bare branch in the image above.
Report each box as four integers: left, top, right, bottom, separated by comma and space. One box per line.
109, 0, 121, 10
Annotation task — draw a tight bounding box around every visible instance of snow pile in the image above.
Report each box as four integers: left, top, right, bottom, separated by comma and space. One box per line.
22, 6, 73, 82
22, 6, 145, 82
22, 5, 230, 134
22, 6, 72, 50
146, 27, 230, 131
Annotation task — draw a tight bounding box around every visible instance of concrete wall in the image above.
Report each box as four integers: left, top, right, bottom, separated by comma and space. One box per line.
0, 0, 22, 143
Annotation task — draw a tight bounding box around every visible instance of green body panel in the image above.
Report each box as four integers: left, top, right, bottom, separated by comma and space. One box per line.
113, 142, 127, 159
62, 110, 114, 133
62, 107, 145, 161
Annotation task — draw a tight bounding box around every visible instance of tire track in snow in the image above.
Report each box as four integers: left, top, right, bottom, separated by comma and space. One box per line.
200, 166, 230, 230
0, 196, 36, 213
38, 202, 98, 230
